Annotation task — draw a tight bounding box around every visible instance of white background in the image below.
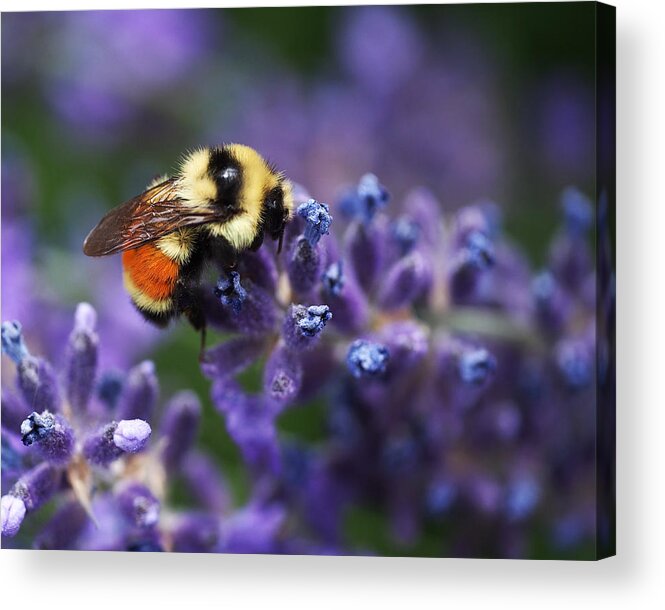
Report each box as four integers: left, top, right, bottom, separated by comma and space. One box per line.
0, 0, 663, 607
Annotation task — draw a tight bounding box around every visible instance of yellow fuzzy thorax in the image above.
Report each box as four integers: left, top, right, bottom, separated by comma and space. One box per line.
176, 144, 286, 251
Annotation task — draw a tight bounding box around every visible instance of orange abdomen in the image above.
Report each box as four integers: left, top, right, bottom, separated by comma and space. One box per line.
122, 243, 180, 311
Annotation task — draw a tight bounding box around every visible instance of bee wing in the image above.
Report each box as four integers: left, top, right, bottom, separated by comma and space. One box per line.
83, 179, 218, 256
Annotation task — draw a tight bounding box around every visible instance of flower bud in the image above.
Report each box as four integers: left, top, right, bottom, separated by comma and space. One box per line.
297, 199, 332, 247
283, 304, 332, 351
116, 360, 158, 421
160, 391, 201, 473
287, 236, 324, 295
1, 495, 26, 537
214, 271, 247, 315
117, 483, 160, 529
171, 513, 220, 553
84, 419, 151, 466
64, 302, 99, 414
339, 173, 389, 225
346, 339, 390, 378
263, 344, 303, 408
321, 262, 369, 334
377, 250, 432, 311
113, 419, 152, 453
215, 276, 278, 336
34, 499, 89, 550
20, 410, 75, 465
345, 220, 387, 292
16, 356, 61, 413
2, 463, 60, 536
1, 321, 29, 364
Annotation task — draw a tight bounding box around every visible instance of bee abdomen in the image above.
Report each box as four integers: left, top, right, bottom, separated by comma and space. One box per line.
122, 243, 180, 318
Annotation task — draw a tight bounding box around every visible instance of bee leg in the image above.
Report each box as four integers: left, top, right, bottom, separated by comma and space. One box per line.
181, 294, 209, 363
198, 324, 208, 363
211, 237, 238, 271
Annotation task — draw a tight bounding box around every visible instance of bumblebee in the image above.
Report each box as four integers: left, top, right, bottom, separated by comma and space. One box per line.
83, 144, 293, 350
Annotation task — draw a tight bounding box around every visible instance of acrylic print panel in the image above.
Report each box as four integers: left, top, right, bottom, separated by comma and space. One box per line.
0, 3, 615, 559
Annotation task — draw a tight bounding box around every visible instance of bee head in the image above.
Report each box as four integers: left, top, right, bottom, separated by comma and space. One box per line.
263, 180, 292, 252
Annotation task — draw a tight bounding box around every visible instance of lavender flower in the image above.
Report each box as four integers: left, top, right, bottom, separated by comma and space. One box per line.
159, 391, 201, 473
64, 302, 99, 414
287, 237, 325, 295
263, 346, 303, 407
2, 170, 601, 559
20, 411, 75, 464
1, 495, 26, 538
298, 199, 332, 246
341, 174, 390, 225
3, 5, 604, 558
322, 261, 345, 296
215, 271, 247, 315
459, 348, 497, 386
283, 305, 332, 351
116, 360, 158, 421
2, 321, 61, 413
347, 340, 390, 378
1, 321, 29, 364
1, 463, 60, 537
1, 305, 184, 542
117, 483, 160, 529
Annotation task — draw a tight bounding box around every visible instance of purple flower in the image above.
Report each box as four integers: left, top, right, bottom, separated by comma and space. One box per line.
1, 495, 26, 538
459, 348, 497, 386
220, 502, 286, 554
283, 305, 332, 351
561, 187, 593, 235
116, 361, 159, 421
2, 321, 61, 413
117, 483, 160, 529
555, 338, 593, 390
339, 6, 423, 98
20, 411, 75, 464
379, 321, 429, 372
83, 419, 151, 465
263, 345, 303, 407
64, 302, 99, 414
1, 321, 29, 364
426, 480, 457, 517
377, 251, 432, 310
224, 397, 281, 474
215, 271, 247, 315
298, 199, 332, 247
171, 513, 220, 553
2, 151, 601, 558
341, 173, 390, 225
287, 236, 325, 295
0, 303, 215, 543
201, 336, 265, 380
159, 391, 201, 473
1, 462, 60, 536
113, 419, 152, 453
505, 477, 541, 522
321, 261, 345, 296
346, 340, 390, 378
391, 216, 421, 255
